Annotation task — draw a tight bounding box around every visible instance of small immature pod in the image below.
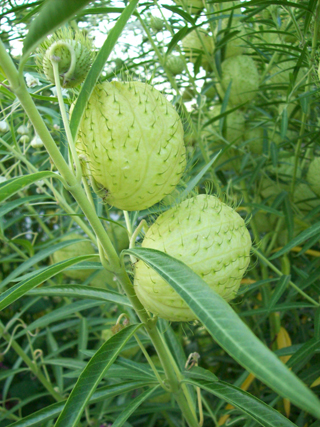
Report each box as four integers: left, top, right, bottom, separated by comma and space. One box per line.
36, 28, 94, 88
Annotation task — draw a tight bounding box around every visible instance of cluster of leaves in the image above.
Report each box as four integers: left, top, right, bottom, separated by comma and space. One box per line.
0, 0, 320, 427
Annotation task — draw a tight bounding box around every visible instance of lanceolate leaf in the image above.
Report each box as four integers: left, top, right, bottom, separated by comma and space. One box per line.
6, 382, 149, 427
0, 255, 98, 311
29, 285, 131, 307
111, 386, 160, 427
70, 0, 139, 140
183, 376, 297, 427
54, 324, 142, 427
126, 247, 320, 419
21, 0, 91, 64
0, 172, 59, 203
270, 221, 320, 259
0, 238, 95, 290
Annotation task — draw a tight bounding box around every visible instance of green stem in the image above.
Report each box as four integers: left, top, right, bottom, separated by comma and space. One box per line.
51, 59, 82, 182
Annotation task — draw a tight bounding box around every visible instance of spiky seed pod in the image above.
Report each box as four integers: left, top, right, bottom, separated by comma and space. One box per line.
36, 28, 94, 88
214, 1, 247, 59
52, 233, 96, 280
17, 125, 29, 135
182, 29, 214, 70
0, 121, 9, 134
134, 194, 252, 322
149, 16, 164, 32
244, 127, 264, 155
219, 55, 259, 105
166, 55, 185, 75
269, 60, 305, 93
173, 0, 204, 14
307, 157, 320, 197
75, 81, 186, 211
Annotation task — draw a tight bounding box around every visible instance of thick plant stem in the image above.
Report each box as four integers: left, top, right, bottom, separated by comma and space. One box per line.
0, 321, 63, 402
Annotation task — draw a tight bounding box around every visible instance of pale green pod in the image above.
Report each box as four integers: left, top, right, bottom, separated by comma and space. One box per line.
182, 29, 214, 70
307, 157, 320, 197
166, 55, 185, 76
219, 55, 259, 105
134, 195, 252, 322
75, 81, 186, 211
52, 233, 95, 280
149, 16, 164, 32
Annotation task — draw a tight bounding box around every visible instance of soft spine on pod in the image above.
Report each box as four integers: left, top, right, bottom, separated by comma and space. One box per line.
134, 194, 252, 322
75, 81, 186, 211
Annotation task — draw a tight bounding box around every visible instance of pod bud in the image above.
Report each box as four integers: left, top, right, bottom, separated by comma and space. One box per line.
36, 28, 94, 88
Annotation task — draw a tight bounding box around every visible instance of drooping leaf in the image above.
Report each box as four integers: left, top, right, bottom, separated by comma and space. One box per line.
126, 247, 320, 419
54, 324, 142, 427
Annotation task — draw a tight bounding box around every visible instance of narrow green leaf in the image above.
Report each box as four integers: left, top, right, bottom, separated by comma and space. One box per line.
0, 195, 49, 217
28, 285, 131, 307
54, 324, 142, 427
162, 5, 195, 25
167, 25, 191, 55
268, 275, 290, 309
16, 300, 103, 337
184, 377, 297, 427
0, 255, 98, 311
6, 382, 148, 427
270, 221, 320, 259
0, 172, 58, 203
126, 247, 320, 419
70, 0, 139, 140
21, 0, 91, 63
0, 238, 91, 290
112, 386, 160, 427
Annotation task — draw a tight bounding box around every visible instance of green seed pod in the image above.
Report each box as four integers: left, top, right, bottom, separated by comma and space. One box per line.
75, 81, 186, 211
166, 55, 185, 75
269, 60, 305, 93
173, 0, 204, 14
52, 233, 95, 280
218, 55, 259, 105
307, 157, 320, 197
182, 29, 214, 70
206, 105, 245, 144
36, 28, 94, 88
214, 2, 247, 59
149, 16, 164, 32
244, 127, 264, 155
294, 184, 320, 212
134, 195, 251, 322
106, 221, 129, 253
